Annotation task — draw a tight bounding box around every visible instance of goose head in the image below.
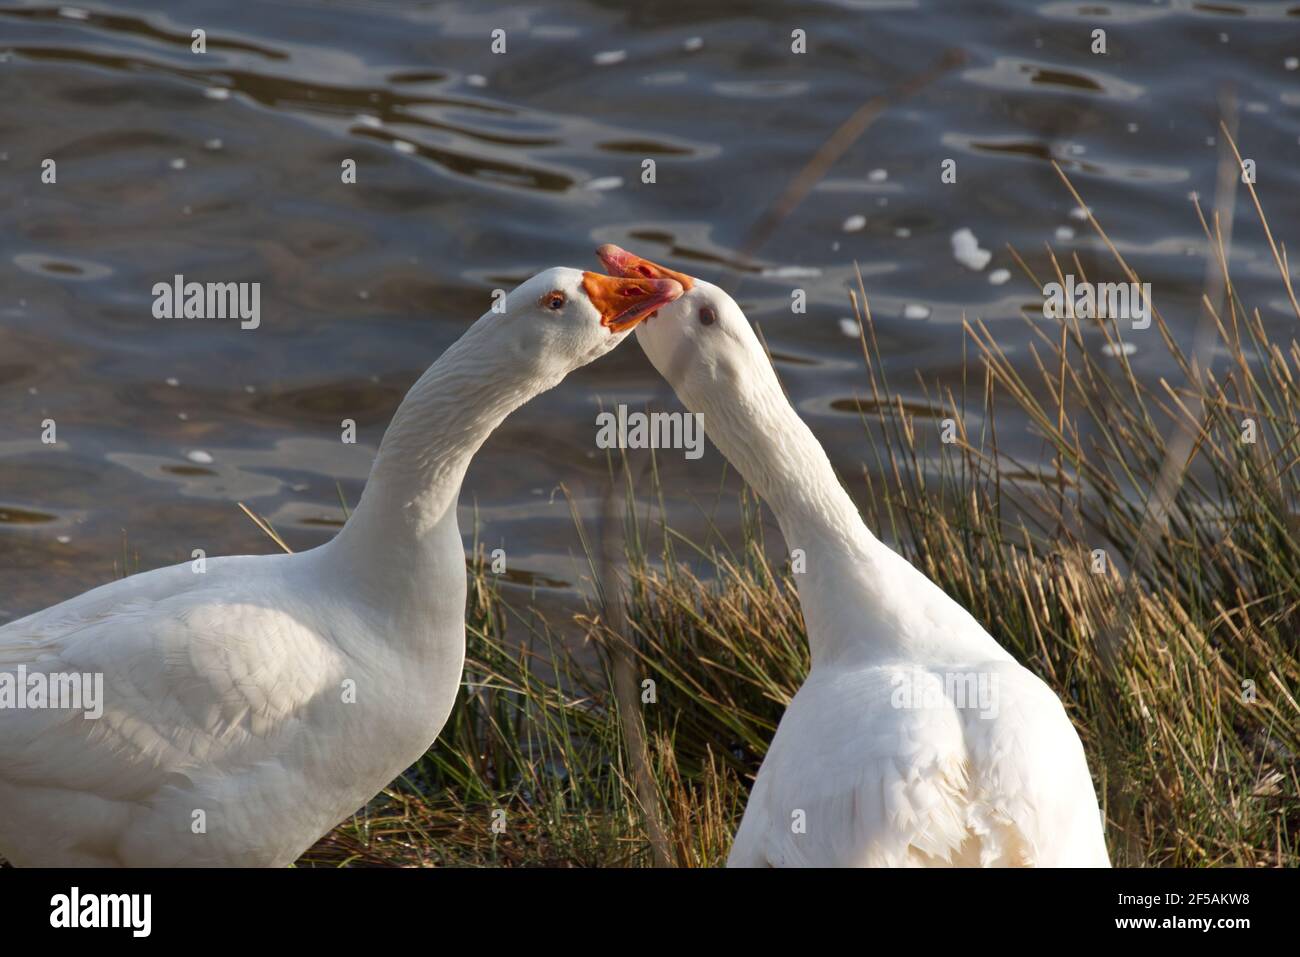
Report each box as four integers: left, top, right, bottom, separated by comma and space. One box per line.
594, 245, 771, 410
497, 266, 684, 384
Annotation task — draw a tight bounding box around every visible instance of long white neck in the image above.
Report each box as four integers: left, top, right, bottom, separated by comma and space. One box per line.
323, 314, 551, 590
681, 356, 903, 666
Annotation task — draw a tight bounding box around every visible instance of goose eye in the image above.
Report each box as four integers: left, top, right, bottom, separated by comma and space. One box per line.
543, 291, 566, 310
699, 306, 717, 326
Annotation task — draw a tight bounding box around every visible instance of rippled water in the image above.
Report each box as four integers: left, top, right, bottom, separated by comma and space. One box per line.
2, 0, 1298, 621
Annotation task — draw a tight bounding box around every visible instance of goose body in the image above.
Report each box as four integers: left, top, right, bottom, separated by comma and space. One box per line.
598, 245, 1109, 867
0, 545, 461, 867
0, 267, 682, 866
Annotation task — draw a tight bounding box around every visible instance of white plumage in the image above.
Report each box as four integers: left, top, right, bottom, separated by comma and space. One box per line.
597, 244, 1110, 867
0, 266, 682, 866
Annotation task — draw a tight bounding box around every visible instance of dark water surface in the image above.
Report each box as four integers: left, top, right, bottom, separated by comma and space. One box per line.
2, 0, 1298, 621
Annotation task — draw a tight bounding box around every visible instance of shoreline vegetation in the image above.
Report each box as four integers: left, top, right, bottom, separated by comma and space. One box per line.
300, 156, 1299, 868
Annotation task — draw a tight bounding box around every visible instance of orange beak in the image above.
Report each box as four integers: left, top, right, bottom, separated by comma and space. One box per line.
595, 244, 696, 291
581, 272, 684, 333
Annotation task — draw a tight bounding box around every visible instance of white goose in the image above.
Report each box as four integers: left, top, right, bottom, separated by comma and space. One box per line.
598, 244, 1109, 867
0, 266, 683, 867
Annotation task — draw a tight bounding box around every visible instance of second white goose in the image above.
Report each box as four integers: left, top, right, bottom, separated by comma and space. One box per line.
598, 243, 1109, 868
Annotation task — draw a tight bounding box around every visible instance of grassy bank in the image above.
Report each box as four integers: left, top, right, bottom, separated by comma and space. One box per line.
300, 154, 1300, 868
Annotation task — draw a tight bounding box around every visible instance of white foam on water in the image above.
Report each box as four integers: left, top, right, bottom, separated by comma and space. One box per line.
951, 228, 991, 271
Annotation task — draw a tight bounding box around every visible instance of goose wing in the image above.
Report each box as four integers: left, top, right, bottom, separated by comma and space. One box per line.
728, 662, 1108, 867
